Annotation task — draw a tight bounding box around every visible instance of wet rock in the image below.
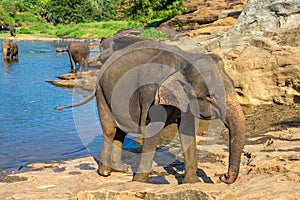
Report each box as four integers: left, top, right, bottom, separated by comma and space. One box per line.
26, 163, 59, 170
0, 176, 28, 183
47, 70, 99, 90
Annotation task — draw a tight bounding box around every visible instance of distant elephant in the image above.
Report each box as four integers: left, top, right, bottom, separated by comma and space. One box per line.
97, 28, 147, 65
57, 41, 90, 72
57, 40, 245, 184
2, 40, 18, 60
9, 25, 16, 37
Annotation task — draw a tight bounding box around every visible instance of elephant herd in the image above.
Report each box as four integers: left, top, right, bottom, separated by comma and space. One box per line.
1, 39, 90, 72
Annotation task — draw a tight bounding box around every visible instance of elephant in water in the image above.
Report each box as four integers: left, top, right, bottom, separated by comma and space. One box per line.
2, 40, 18, 60
57, 40, 245, 184
9, 25, 16, 37
57, 41, 90, 72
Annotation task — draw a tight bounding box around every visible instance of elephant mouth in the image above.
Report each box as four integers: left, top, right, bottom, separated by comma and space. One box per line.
189, 99, 221, 119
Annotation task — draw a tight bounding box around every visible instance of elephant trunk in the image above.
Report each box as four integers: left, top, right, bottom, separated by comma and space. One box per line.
3, 49, 8, 59
220, 91, 245, 184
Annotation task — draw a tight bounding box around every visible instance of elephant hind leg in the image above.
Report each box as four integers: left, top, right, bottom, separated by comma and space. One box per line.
82, 55, 89, 71
96, 87, 117, 177
133, 129, 161, 183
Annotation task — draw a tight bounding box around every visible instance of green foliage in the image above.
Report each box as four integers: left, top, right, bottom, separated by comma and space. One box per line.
1, 0, 16, 14
40, 0, 99, 25
0, 0, 187, 38
55, 21, 143, 38
97, 0, 122, 20
141, 28, 167, 40
120, 0, 188, 24
14, 12, 44, 26
293, 103, 300, 108
0, 6, 14, 27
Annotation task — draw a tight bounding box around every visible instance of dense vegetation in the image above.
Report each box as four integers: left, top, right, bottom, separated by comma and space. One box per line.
0, 0, 188, 38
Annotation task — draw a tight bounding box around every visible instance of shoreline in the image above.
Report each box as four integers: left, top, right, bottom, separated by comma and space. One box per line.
0, 34, 101, 42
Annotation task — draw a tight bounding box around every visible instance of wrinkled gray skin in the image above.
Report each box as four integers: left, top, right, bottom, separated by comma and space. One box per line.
98, 29, 147, 64
2, 40, 18, 60
9, 25, 16, 37
57, 41, 90, 72
57, 40, 245, 184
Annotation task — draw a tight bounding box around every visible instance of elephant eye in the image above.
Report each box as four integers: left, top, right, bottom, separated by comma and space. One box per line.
205, 94, 215, 102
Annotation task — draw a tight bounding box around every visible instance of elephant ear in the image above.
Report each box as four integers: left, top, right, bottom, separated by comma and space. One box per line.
154, 71, 194, 112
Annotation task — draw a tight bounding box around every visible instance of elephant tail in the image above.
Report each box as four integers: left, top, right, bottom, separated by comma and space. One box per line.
56, 89, 96, 110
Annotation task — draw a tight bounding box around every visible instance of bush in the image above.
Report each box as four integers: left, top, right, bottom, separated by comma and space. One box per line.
18, 27, 33, 34
141, 28, 167, 40
0, 6, 14, 28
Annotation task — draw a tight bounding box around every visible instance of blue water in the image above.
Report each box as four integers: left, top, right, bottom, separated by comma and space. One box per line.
0, 40, 98, 174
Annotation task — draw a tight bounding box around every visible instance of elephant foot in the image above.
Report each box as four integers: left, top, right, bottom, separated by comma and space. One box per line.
132, 173, 150, 183
97, 163, 112, 177
182, 175, 200, 184
219, 170, 237, 184
111, 162, 131, 173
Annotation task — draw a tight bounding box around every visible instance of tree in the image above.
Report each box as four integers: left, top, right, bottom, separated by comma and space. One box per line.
104, 0, 188, 24
0, 6, 14, 29
41, 0, 97, 25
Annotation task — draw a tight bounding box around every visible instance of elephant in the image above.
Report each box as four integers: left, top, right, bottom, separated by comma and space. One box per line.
97, 29, 147, 66
2, 40, 18, 60
57, 40, 245, 184
57, 41, 90, 72
9, 25, 16, 37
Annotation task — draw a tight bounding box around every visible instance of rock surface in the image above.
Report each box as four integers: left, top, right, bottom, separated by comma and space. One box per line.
213, 0, 300, 105
0, 125, 299, 200
160, 0, 300, 105
47, 70, 99, 91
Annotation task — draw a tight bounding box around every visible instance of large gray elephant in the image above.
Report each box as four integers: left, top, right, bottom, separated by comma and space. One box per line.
57, 40, 245, 184
57, 41, 90, 72
2, 40, 18, 60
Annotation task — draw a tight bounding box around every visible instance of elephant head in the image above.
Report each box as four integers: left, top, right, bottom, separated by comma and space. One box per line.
2, 40, 18, 60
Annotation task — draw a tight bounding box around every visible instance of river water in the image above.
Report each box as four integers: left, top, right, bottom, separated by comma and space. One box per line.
0, 40, 101, 174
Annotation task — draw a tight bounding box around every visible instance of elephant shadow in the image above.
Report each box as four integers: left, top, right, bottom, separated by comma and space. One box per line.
121, 136, 214, 184
87, 135, 213, 184
162, 161, 214, 184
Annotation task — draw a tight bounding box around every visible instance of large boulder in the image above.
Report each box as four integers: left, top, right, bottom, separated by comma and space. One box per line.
215, 0, 300, 105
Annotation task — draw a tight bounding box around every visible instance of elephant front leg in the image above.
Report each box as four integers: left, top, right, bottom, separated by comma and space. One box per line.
178, 112, 200, 183
69, 55, 76, 71
110, 128, 130, 172
133, 128, 161, 183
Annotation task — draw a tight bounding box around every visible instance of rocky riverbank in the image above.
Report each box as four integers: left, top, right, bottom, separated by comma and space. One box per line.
1, 0, 299, 199
1, 124, 299, 199
50, 0, 300, 106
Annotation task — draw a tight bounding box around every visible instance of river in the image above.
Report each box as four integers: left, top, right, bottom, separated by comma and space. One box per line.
0, 40, 101, 175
